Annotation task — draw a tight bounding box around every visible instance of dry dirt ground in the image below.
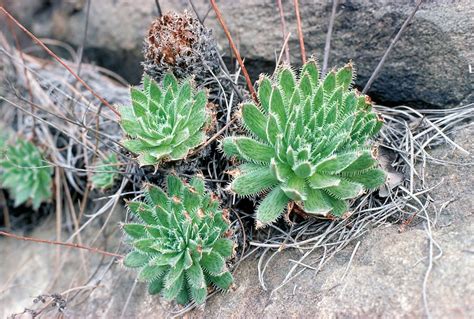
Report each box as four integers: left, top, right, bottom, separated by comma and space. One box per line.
1, 126, 472, 318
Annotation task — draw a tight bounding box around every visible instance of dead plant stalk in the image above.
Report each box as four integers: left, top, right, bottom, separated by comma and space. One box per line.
0, 231, 124, 258
209, 0, 258, 103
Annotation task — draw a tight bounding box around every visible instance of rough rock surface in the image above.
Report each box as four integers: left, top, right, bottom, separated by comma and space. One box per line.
1, 125, 472, 318
3, 0, 473, 108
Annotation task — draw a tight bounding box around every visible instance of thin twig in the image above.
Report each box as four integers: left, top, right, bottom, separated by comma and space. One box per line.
0, 231, 123, 258
0, 7, 120, 117
76, 0, 91, 76
276, 32, 292, 68
187, 0, 245, 102
293, 0, 306, 63
340, 241, 360, 281
422, 222, 434, 319
10, 95, 124, 149
55, 166, 63, 270
322, 0, 339, 75
154, 0, 162, 17
209, 0, 257, 103
189, 117, 238, 156
188, 0, 203, 23
0, 190, 10, 229
120, 274, 139, 319
362, 0, 424, 94
276, 0, 290, 64
6, 18, 37, 137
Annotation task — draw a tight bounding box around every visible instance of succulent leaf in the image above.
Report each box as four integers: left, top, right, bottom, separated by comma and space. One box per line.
222, 60, 386, 225
336, 62, 354, 90
123, 176, 234, 305
119, 74, 209, 166
124, 251, 149, 268
230, 165, 278, 196
207, 271, 234, 290
149, 277, 165, 295
0, 139, 53, 209
346, 168, 386, 189
91, 153, 119, 190
258, 77, 272, 112
256, 187, 289, 224
241, 103, 267, 142
233, 137, 274, 163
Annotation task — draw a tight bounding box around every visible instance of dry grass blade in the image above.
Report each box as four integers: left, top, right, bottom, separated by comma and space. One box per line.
276, 0, 290, 64
322, 0, 339, 75
362, 0, 424, 94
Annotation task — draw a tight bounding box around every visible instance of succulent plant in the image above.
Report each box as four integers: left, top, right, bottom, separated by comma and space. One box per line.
122, 175, 234, 305
119, 74, 210, 166
222, 60, 386, 225
0, 123, 12, 152
0, 139, 53, 209
91, 153, 119, 190
143, 11, 220, 84
0, 135, 7, 153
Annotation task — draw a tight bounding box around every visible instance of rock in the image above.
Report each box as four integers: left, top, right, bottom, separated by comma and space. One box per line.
3, 0, 473, 108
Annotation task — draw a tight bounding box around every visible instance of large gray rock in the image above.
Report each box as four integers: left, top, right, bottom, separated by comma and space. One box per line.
199, 0, 474, 109
4, 0, 473, 108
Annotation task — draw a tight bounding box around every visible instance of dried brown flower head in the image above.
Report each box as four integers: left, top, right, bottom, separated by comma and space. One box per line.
143, 11, 220, 83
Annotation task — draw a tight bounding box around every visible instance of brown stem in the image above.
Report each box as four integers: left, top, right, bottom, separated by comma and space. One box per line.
0, 230, 123, 258
209, 0, 258, 103
293, 0, 306, 64
0, 7, 120, 117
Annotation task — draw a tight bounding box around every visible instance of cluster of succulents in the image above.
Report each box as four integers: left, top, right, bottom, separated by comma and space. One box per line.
222, 60, 385, 225
122, 175, 234, 304
104, 9, 386, 306
91, 153, 120, 190
0, 5, 391, 310
143, 11, 220, 84
118, 74, 211, 166
117, 54, 386, 305
0, 139, 53, 209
